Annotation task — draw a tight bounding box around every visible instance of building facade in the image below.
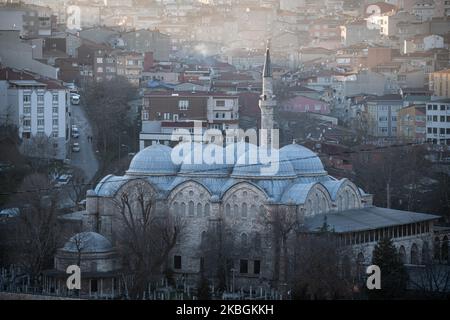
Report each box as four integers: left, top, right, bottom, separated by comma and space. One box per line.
0, 67, 70, 160
426, 99, 450, 145
366, 94, 404, 138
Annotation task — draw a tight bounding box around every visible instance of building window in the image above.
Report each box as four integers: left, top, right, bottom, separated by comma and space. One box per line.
239, 259, 248, 274
90, 279, 98, 293
197, 203, 202, 216
37, 119, 44, 126
23, 95, 31, 103
253, 260, 261, 275
37, 95, 44, 104
241, 233, 248, 247
23, 107, 31, 114
52, 94, 58, 103
164, 113, 171, 120
37, 107, 44, 114
53, 107, 58, 114
188, 201, 195, 216
204, 203, 210, 216
216, 100, 225, 107
52, 119, 58, 125
241, 203, 247, 218
179, 100, 189, 110
96, 57, 103, 64
142, 111, 149, 120
174, 255, 182, 269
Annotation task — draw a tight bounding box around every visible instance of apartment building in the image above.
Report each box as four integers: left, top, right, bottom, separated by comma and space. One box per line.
426, 99, 450, 145
0, 67, 70, 160
397, 105, 426, 142
365, 94, 404, 137
139, 92, 239, 148
429, 69, 450, 97
114, 51, 144, 86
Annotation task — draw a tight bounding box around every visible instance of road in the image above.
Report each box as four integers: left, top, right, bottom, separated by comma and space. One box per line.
69, 102, 99, 185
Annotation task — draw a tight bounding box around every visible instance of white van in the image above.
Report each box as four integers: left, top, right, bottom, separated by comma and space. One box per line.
70, 93, 80, 105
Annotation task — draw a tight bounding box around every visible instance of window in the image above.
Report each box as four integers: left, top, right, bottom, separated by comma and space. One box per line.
37, 107, 44, 114
241, 233, 248, 247
90, 279, 98, 293
37, 95, 44, 103
253, 260, 261, 275
96, 57, 103, 64
53, 107, 58, 114
441, 105, 446, 111
97, 67, 103, 73
239, 259, 248, 274
216, 100, 225, 107
23, 95, 31, 103
241, 203, 247, 218
204, 203, 210, 216
225, 203, 231, 216
23, 107, 31, 114
164, 113, 171, 120
23, 119, 31, 127
37, 119, 44, 126
197, 203, 202, 216
52, 119, 58, 125
179, 100, 189, 110
188, 201, 195, 216
142, 110, 149, 120
52, 131, 58, 138
174, 255, 182, 269
254, 233, 261, 250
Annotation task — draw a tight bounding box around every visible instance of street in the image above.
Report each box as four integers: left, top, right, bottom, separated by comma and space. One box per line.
69, 102, 99, 186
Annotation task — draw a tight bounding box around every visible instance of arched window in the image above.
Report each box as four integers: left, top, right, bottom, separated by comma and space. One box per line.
225, 203, 231, 216
399, 246, 406, 264
344, 189, 350, 210
338, 195, 343, 211
442, 236, 449, 263
188, 201, 195, 216
180, 202, 186, 216
352, 193, 357, 208
197, 203, 202, 216
314, 193, 320, 214
241, 203, 248, 218
254, 232, 261, 250
410, 243, 419, 265
204, 203, 210, 216
250, 204, 257, 217
173, 202, 179, 215
241, 233, 248, 247
233, 204, 239, 216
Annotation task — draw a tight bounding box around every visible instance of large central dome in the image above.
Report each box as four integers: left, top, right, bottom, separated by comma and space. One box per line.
279, 144, 327, 176
127, 144, 179, 175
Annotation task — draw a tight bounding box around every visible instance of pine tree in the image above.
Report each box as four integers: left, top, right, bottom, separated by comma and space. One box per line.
368, 237, 409, 299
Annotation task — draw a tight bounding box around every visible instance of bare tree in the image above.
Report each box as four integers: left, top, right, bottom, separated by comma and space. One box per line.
258, 206, 298, 288
291, 226, 353, 300
199, 218, 237, 293
113, 187, 185, 299
10, 173, 65, 287
65, 167, 87, 208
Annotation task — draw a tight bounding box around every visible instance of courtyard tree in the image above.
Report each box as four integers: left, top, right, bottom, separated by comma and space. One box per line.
368, 237, 409, 299
113, 185, 185, 299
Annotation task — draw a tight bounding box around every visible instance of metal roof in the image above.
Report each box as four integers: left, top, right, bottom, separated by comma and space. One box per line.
304, 207, 440, 233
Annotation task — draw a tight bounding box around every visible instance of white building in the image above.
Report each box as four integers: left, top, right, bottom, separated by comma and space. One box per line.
426, 99, 450, 145
0, 67, 70, 160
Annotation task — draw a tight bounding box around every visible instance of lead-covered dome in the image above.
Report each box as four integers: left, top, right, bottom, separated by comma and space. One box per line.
127, 144, 179, 175
232, 147, 297, 178
179, 143, 231, 176
62, 232, 113, 253
280, 144, 326, 176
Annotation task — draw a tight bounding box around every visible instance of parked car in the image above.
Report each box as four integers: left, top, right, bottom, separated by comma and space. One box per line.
56, 174, 72, 187
72, 142, 80, 152
72, 127, 80, 138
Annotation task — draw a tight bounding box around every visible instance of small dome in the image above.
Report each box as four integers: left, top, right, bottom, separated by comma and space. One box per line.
279, 144, 326, 175
127, 144, 179, 175
62, 232, 113, 253
232, 147, 296, 178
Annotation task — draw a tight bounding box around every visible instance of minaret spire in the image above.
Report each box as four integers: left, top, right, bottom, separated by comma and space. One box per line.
259, 40, 276, 148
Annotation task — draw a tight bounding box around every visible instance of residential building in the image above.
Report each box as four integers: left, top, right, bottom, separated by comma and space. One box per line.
280, 96, 331, 115
426, 99, 450, 145
114, 51, 144, 86
139, 92, 239, 148
397, 105, 427, 142
0, 67, 70, 160
365, 94, 404, 138
429, 69, 450, 97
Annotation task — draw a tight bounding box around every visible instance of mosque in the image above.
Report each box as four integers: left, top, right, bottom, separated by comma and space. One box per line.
49, 46, 440, 298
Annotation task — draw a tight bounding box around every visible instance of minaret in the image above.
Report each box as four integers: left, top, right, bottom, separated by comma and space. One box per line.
259, 41, 276, 147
